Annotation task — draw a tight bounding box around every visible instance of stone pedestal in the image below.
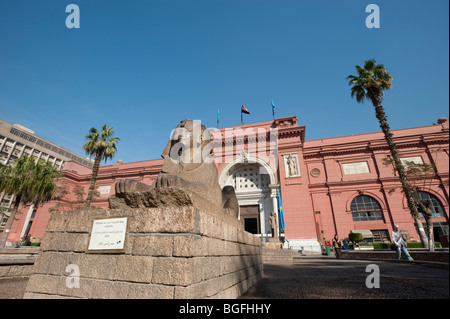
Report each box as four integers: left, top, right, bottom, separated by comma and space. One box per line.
265, 237, 283, 249
24, 206, 263, 299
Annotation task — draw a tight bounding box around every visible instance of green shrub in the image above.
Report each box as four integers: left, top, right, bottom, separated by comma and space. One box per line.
373, 243, 391, 249
373, 242, 442, 249
406, 242, 423, 248
348, 233, 364, 243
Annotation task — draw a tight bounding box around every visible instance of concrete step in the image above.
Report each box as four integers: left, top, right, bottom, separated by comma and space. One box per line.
0, 253, 36, 265
262, 248, 298, 261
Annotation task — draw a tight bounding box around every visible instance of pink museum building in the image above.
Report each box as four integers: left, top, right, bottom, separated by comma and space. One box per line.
4, 116, 449, 253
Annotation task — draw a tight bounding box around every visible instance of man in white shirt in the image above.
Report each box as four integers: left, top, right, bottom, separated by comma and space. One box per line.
392, 224, 414, 261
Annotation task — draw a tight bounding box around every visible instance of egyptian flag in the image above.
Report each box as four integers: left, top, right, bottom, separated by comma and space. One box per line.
241, 105, 250, 114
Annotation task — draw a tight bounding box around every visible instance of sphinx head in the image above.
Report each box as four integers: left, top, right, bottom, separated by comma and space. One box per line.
161, 119, 213, 173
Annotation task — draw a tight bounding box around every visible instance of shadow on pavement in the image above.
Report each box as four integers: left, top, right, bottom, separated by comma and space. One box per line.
240, 258, 449, 299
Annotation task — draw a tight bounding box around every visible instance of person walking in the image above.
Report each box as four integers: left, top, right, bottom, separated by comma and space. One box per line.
392, 225, 414, 261
332, 234, 343, 259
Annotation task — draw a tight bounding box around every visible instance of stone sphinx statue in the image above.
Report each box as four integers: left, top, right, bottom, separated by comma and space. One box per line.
108, 119, 239, 219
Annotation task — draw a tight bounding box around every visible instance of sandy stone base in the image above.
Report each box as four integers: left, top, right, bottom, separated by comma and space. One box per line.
24, 206, 262, 299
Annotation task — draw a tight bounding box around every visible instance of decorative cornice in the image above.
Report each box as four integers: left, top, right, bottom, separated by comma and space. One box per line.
303, 125, 449, 159
61, 164, 162, 183
272, 116, 298, 128
304, 137, 448, 158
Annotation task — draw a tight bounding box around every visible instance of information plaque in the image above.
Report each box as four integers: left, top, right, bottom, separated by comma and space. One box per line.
88, 217, 128, 251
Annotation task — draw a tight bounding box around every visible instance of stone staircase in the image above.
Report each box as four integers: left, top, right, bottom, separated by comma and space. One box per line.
262, 248, 303, 262
0, 248, 38, 265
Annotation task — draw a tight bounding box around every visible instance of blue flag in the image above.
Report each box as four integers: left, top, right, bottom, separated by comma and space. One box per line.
217, 107, 220, 128
271, 97, 276, 119
278, 189, 285, 231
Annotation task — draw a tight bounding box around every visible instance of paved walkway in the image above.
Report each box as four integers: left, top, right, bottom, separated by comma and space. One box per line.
241, 258, 449, 299
1, 258, 448, 299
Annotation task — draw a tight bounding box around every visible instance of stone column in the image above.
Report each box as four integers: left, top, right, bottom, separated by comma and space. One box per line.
267, 184, 283, 249
269, 184, 280, 236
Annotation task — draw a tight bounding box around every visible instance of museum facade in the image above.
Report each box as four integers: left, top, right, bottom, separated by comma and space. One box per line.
4, 116, 449, 253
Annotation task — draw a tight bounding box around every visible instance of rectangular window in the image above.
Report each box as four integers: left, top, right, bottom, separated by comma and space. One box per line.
352, 211, 384, 221
97, 185, 111, 195
371, 229, 390, 243
400, 156, 423, 165
342, 162, 370, 175
240, 205, 260, 234
244, 218, 258, 234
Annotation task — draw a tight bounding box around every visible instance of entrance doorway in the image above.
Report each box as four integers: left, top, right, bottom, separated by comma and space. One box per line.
240, 205, 260, 234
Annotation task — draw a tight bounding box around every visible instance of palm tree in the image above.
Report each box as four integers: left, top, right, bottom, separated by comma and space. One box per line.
83, 125, 119, 209
0, 156, 59, 247
346, 59, 428, 248
405, 161, 439, 251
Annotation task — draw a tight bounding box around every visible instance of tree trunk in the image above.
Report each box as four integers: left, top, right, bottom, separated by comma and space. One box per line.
416, 200, 435, 251
426, 217, 435, 252
84, 152, 102, 209
0, 194, 21, 248
414, 216, 429, 249
371, 98, 429, 248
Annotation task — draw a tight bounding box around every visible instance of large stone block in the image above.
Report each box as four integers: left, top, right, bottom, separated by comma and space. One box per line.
24, 206, 262, 299
40, 232, 90, 252
127, 207, 197, 233
132, 235, 173, 257
152, 257, 196, 286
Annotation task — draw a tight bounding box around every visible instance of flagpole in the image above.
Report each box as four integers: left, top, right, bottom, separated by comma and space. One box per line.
241, 108, 243, 125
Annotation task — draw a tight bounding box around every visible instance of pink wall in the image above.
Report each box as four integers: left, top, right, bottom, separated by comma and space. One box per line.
303, 121, 449, 242
4, 117, 449, 247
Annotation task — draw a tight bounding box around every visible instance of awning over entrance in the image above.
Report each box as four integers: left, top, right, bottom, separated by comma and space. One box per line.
350, 229, 374, 239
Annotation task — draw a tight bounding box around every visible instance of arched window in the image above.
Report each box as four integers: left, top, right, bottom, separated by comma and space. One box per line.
412, 191, 445, 218
350, 195, 384, 221
234, 166, 270, 192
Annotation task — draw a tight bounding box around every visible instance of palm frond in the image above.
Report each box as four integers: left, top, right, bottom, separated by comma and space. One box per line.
347, 59, 393, 105
364, 59, 376, 70
83, 124, 119, 164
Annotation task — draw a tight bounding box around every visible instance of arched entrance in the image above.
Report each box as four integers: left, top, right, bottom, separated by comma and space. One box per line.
218, 155, 279, 241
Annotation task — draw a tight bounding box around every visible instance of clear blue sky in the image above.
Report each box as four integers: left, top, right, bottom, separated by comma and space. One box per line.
0, 0, 448, 164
